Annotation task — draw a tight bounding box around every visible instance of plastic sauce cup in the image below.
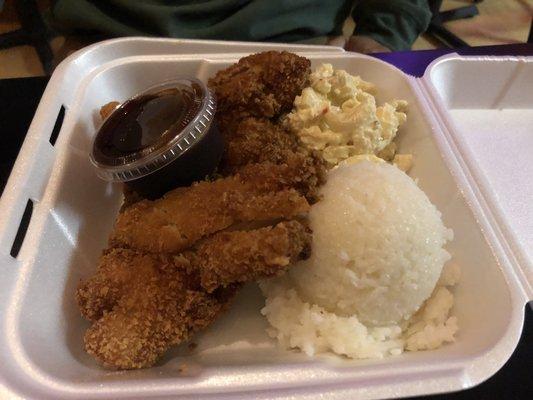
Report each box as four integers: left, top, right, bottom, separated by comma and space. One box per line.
90, 78, 222, 199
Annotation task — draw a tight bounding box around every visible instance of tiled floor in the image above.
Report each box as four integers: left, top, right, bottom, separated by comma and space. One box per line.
413, 0, 532, 50
0, 0, 532, 78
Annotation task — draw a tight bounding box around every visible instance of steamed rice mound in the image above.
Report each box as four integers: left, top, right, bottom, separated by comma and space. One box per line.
295, 161, 452, 326
261, 161, 456, 358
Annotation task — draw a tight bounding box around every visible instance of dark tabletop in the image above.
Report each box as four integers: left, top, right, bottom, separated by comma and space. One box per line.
0, 44, 532, 399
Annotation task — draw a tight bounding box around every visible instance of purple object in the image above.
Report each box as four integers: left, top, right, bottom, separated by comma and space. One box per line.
371, 43, 533, 76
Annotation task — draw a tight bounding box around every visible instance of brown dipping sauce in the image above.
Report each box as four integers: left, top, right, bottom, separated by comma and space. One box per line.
91, 79, 222, 199
93, 87, 201, 164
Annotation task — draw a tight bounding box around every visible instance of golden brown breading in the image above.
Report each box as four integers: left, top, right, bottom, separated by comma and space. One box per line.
82, 250, 236, 369
208, 51, 310, 130
79, 220, 310, 369
99, 101, 120, 120
193, 221, 311, 292
84, 285, 235, 370
80, 248, 235, 370
220, 117, 299, 173
120, 184, 145, 211
111, 189, 307, 254
77, 250, 190, 321
234, 151, 326, 203
109, 159, 323, 253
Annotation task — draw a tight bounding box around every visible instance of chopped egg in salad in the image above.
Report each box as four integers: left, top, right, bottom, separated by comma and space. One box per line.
286, 63, 410, 167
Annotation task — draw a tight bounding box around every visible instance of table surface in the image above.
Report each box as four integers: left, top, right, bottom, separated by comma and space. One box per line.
0, 44, 532, 399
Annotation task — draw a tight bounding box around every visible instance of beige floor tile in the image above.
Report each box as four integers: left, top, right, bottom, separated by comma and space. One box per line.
414, 0, 532, 50
0, 46, 45, 77
413, 35, 441, 51
445, 0, 532, 45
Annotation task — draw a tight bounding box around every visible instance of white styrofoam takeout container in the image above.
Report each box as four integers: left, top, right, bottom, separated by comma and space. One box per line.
0, 38, 531, 399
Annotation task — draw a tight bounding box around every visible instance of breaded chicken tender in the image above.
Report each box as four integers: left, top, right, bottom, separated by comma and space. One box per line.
208, 52, 326, 195
78, 221, 310, 369
110, 156, 325, 253
208, 51, 310, 130
220, 118, 299, 171
79, 52, 322, 370
193, 221, 311, 292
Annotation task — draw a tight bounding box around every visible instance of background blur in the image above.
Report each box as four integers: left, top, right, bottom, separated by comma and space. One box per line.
0, 0, 532, 79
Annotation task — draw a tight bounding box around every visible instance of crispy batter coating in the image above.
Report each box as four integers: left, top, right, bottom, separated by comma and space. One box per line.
112, 189, 307, 254
193, 221, 311, 292
233, 144, 326, 204
208, 53, 325, 200
110, 159, 322, 253
220, 117, 299, 173
235, 153, 325, 201
120, 184, 145, 211
99, 101, 120, 120
82, 249, 236, 369
208, 51, 310, 130
78, 220, 310, 369
84, 281, 232, 370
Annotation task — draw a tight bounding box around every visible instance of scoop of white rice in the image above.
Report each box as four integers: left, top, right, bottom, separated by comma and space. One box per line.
260, 161, 456, 358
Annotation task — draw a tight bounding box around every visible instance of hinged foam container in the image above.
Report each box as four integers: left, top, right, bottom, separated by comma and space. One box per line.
0, 38, 531, 399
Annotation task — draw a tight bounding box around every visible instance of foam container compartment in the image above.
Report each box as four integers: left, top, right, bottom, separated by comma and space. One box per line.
0, 38, 531, 399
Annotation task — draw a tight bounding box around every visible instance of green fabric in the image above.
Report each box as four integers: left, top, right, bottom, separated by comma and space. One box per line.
352, 0, 432, 50
50, 0, 431, 51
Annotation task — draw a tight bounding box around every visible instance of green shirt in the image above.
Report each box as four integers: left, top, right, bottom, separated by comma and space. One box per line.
50, 0, 432, 51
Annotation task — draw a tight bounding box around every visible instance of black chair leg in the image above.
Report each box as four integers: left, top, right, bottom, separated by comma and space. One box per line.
438, 5, 479, 23
15, 0, 54, 74
0, 29, 28, 49
426, 0, 483, 48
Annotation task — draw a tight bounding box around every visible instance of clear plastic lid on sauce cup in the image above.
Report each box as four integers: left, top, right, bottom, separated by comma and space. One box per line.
90, 78, 223, 199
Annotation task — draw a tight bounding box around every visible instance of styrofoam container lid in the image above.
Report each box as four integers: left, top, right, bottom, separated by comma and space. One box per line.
0, 38, 531, 400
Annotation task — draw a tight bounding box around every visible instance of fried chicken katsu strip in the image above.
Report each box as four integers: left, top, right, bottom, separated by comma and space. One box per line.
78, 221, 310, 321
83, 247, 237, 369
110, 158, 324, 253
192, 221, 311, 292
85, 286, 236, 370
208, 51, 311, 131
77, 249, 187, 322
79, 221, 310, 369
112, 189, 307, 254
215, 114, 327, 198
220, 117, 299, 173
